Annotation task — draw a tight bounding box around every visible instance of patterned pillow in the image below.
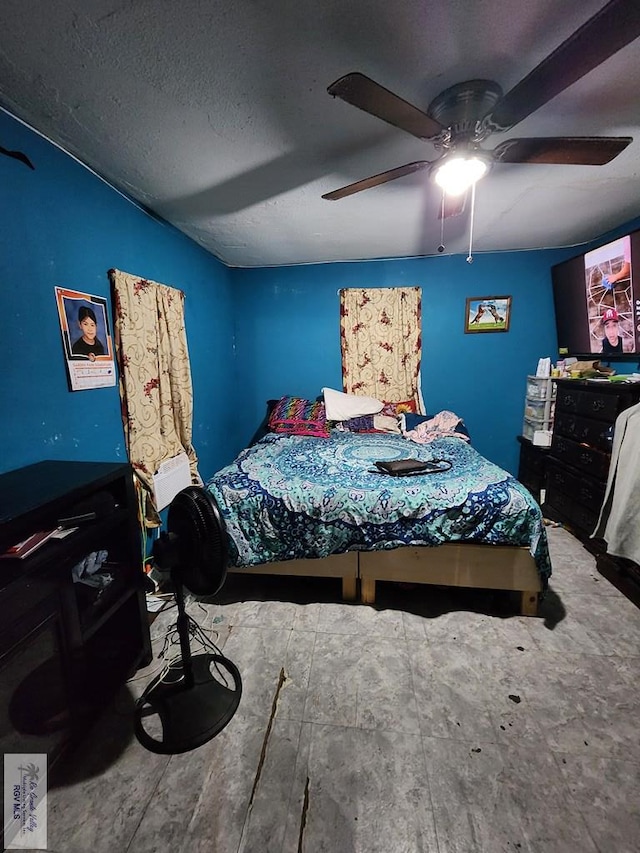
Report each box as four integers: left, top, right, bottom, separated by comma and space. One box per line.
268, 396, 330, 437
381, 399, 418, 417
341, 414, 401, 434
341, 415, 377, 432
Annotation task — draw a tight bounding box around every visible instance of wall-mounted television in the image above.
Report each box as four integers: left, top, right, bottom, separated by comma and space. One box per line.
551, 230, 640, 359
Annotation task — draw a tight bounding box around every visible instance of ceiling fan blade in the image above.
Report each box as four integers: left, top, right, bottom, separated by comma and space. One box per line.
492, 136, 632, 165
327, 73, 444, 140
322, 161, 432, 200
487, 0, 640, 130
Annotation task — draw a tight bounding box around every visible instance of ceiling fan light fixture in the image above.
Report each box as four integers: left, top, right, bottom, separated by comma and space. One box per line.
433, 155, 489, 196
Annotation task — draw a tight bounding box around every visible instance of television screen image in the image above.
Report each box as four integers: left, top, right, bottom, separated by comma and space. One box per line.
584, 235, 634, 355
552, 230, 640, 359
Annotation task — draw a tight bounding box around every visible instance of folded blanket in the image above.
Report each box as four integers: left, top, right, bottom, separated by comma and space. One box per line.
404, 410, 470, 444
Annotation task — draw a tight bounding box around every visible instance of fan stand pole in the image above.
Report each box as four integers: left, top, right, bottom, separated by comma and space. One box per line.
133, 582, 242, 754
174, 582, 194, 690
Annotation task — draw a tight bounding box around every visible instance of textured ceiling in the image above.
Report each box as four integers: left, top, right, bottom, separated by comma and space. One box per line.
1, 0, 639, 267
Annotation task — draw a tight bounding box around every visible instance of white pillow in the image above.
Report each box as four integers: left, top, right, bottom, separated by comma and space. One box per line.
322, 387, 384, 421
373, 414, 401, 434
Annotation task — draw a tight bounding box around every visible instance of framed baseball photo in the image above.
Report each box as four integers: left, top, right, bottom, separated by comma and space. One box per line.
464, 296, 511, 333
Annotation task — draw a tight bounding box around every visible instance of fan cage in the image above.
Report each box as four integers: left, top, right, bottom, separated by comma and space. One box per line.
165, 486, 229, 597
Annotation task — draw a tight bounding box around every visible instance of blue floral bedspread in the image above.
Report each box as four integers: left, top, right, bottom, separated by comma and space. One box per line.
206, 431, 551, 583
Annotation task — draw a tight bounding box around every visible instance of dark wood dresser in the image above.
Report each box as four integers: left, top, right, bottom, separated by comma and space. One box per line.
543, 379, 640, 542
0, 461, 152, 777
542, 378, 640, 606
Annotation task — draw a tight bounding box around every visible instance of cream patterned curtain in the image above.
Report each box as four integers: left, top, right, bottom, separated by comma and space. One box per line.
110, 269, 201, 527
340, 286, 425, 413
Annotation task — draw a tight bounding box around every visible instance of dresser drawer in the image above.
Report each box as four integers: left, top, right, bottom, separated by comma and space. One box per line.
544, 485, 599, 537
550, 435, 610, 480
546, 458, 606, 511
555, 385, 620, 422
553, 411, 614, 452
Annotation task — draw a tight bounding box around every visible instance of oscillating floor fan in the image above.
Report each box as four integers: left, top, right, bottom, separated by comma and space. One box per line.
134, 486, 242, 754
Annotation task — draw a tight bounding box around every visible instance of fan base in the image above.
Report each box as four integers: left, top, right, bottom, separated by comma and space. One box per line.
134, 653, 242, 754
427, 79, 503, 136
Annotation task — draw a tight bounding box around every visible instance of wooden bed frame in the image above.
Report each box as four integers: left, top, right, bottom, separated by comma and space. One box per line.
358, 543, 542, 615
229, 551, 359, 602
229, 544, 542, 615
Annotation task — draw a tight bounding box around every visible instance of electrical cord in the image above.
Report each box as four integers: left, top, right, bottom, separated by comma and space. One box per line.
124, 619, 185, 685
128, 593, 231, 691
125, 598, 202, 679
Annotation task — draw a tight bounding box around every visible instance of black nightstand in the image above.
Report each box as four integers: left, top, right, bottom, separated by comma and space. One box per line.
516, 435, 550, 504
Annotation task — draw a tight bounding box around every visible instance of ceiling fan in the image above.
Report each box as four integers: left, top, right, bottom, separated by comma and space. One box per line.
322, 0, 640, 210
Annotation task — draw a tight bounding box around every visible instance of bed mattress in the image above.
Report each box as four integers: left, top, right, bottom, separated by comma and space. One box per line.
206, 431, 551, 583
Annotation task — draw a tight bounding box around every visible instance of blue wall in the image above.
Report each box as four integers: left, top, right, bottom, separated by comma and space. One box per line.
231, 224, 640, 476
2, 106, 639, 484
232, 251, 568, 473
0, 109, 237, 481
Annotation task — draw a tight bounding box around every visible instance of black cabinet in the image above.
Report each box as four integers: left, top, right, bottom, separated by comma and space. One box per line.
0, 461, 152, 773
542, 380, 640, 547
516, 435, 550, 504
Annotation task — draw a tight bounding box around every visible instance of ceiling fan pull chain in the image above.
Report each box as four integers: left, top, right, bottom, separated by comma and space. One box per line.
467, 182, 476, 264
438, 190, 446, 253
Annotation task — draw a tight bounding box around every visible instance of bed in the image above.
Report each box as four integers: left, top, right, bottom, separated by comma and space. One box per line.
206, 427, 551, 615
